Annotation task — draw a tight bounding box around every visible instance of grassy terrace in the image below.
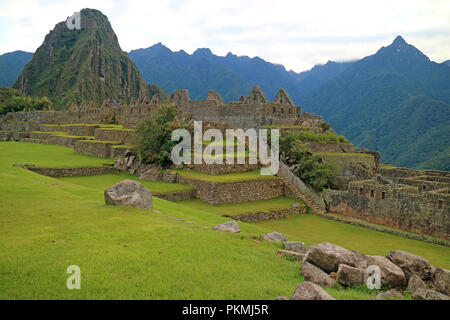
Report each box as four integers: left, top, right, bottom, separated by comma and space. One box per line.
175, 197, 302, 217
173, 168, 276, 182
1, 141, 449, 299
58, 172, 194, 196
0, 142, 114, 168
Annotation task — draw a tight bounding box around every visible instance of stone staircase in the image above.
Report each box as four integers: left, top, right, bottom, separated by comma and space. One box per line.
277, 161, 327, 214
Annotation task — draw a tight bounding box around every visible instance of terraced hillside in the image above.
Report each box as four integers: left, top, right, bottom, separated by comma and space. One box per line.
1, 141, 449, 299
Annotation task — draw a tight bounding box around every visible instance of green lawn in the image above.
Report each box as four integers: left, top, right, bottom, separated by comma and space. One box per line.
0, 142, 114, 168
174, 169, 276, 182
253, 215, 450, 269
176, 197, 302, 217
57, 172, 194, 196
0, 141, 448, 300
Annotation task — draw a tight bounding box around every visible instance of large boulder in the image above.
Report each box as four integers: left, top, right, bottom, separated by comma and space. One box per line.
283, 241, 306, 253
262, 232, 287, 242
213, 221, 240, 233
412, 288, 450, 300
301, 262, 336, 287
337, 264, 365, 287
407, 275, 427, 293
291, 281, 336, 300
104, 179, 152, 210
371, 289, 404, 300
387, 250, 432, 280
303, 242, 367, 273
366, 255, 406, 288
432, 267, 450, 296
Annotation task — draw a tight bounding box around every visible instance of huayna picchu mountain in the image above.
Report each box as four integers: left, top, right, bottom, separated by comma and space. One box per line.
14, 8, 160, 109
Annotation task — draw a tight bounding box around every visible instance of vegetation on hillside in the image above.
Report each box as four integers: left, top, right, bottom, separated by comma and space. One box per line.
0, 87, 53, 115
280, 131, 341, 191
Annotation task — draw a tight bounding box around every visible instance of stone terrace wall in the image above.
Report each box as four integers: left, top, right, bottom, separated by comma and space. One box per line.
323, 180, 449, 240
26, 166, 114, 177
74, 140, 120, 158
94, 128, 135, 144
176, 175, 284, 205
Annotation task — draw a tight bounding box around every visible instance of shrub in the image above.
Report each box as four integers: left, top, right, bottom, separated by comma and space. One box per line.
320, 121, 330, 132
134, 103, 187, 166
0, 87, 53, 115
280, 135, 341, 191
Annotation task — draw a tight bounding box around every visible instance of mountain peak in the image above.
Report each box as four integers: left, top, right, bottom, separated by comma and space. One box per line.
392, 35, 407, 46
193, 48, 213, 56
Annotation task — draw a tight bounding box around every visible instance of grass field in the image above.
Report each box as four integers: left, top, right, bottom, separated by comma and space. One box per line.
0, 141, 448, 300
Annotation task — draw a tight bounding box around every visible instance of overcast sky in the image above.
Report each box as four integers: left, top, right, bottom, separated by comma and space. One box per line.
0, 0, 449, 72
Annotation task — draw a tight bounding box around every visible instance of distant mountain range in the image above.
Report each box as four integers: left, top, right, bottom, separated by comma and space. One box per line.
129, 44, 353, 103
0, 51, 33, 87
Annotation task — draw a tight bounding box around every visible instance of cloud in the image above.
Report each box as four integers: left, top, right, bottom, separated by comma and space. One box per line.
0, 0, 449, 72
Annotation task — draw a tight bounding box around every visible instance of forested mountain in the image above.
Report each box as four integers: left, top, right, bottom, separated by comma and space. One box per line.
300, 36, 450, 170
0, 51, 33, 87
13, 9, 151, 108
129, 43, 352, 103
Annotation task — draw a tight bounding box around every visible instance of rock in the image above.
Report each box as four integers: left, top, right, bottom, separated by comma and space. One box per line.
387, 250, 432, 280
161, 170, 177, 183
213, 221, 240, 233
104, 179, 152, 210
283, 241, 306, 253
407, 275, 426, 293
291, 281, 336, 300
367, 255, 406, 288
371, 289, 404, 300
301, 262, 336, 287
303, 242, 367, 273
262, 232, 287, 242
139, 165, 163, 181
412, 288, 450, 300
337, 264, 365, 287
432, 267, 450, 296
274, 296, 289, 300
13, 163, 23, 168
291, 203, 300, 208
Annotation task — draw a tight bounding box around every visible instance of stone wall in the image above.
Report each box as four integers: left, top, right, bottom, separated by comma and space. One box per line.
74, 140, 121, 158
307, 143, 354, 153
323, 180, 449, 240
176, 175, 284, 205
154, 190, 195, 201
94, 128, 135, 144
26, 165, 114, 177
230, 207, 306, 222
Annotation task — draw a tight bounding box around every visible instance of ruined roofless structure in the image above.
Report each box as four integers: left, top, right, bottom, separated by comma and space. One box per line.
167, 86, 322, 129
